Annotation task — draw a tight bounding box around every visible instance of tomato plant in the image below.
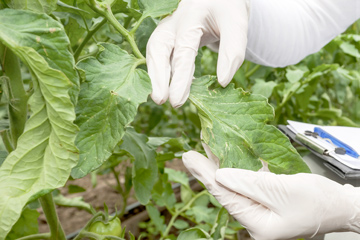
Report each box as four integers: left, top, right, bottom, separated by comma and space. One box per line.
0, 0, 358, 239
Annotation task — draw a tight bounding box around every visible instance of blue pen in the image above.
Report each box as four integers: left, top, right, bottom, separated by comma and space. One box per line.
314, 127, 359, 159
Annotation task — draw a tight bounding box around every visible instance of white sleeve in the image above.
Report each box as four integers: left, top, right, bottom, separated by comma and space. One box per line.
245, 0, 360, 67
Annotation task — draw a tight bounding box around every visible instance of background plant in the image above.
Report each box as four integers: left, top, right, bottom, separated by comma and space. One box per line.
0, 0, 358, 239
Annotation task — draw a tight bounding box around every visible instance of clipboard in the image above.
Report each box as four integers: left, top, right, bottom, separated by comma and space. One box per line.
278, 125, 360, 179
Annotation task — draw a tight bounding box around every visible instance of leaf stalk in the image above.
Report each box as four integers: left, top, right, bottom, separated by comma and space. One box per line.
129, 15, 146, 36
39, 193, 67, 240
17, 233, 51, 240
74, 18, 107, 61
86, 0, 145, 60
0, 43, 28, 150
161, 190, 208, 239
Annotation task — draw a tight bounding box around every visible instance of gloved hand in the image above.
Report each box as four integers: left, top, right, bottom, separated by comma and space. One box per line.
146, 0, 250, 108
182, 149, 360, 240
147, 0, 359, 108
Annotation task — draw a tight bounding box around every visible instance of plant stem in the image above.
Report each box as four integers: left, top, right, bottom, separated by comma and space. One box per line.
39, 193, 66, 240
275, 82, 305, 121
245, 64, 260, 78
123, 16, 133, 29
86, 0, 145, 60
110, 167, 129, 218
161, 190, 208, 239
103, 10, 144, 60
17, 233, 51, 240
118, 194, 128, 218
129, 15, 146, 36
0, 130, 14, 153
0, 43, 28, 150
111, 167, 124, 195
74, 18, 107, 61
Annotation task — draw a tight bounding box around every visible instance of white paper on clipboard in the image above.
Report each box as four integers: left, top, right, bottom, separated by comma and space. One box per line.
286, 120, 360, 170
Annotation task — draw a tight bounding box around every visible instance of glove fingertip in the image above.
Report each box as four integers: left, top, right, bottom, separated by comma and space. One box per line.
169, 87, 190, 108
151, 91, 168, 105
217, 73, 232, 88
169, 97, 186, 108
182, 150, 201, 163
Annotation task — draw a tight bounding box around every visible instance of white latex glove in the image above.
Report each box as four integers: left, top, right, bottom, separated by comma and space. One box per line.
182, 149, 360, 240
147, 0, 359, 108
246, 0, 360, 67
146, 0, 250, 108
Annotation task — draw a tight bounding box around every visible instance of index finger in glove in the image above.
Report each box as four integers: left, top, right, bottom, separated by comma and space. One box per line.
182, 151, 260, 223
182, 151, 219, 195
215, 0, 249, 87
146, 19, 175, 105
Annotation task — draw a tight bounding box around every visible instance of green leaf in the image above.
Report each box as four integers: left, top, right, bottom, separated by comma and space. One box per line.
186, 206, 213, 223
347, 34, 360, 42
135, 17, 156, 56
180, 184, 192, 204
138, 0, 178, 18
307, 108, 342, 119
295, 79, 319, 110
68, 184, 86, 194
56, 0, 90, 14
147, 137, 171, 149
193, 194, 209, 208
173, 219, 189, 230
156, 152, 175, 162
285, 68, 307, 83
56, 0, 96, 19
0, 9, 79, 238
251, 79, 277, 98
124, 166, 133, 193
336, 116, 360, 127
63, 15, 87, 47
119, 128, 157, 205
0, 151, 8, 167
177, 227, 210, 240
6, 207, 39, 240
72, 43, 151, 178
340, 42, 360, 58
165, 138, 192, 152
0, 9, 79, 103
151, 172, 176, 208
211, 207, 229, 240
164, 168, 189, 187
146, 204, 166, 233
53, 194, 93, 214
4, 0, 57, 14
189, 76, 310, 174
111, 0, 128, 13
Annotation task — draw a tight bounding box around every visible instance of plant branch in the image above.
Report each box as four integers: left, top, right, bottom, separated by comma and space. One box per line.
245, 64, 260, 78
74, 18, 107, 61
111, 167, 124, 195
0, 130, 14, 153
110, 167, 129, 218
17, 233, 51, 240
39, 193, 66, 240
129, 15, 146, 36
103, 10, 144, 59
86, 0, 145, 60
0, 43, 28, 150
161, 190, 208, 239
